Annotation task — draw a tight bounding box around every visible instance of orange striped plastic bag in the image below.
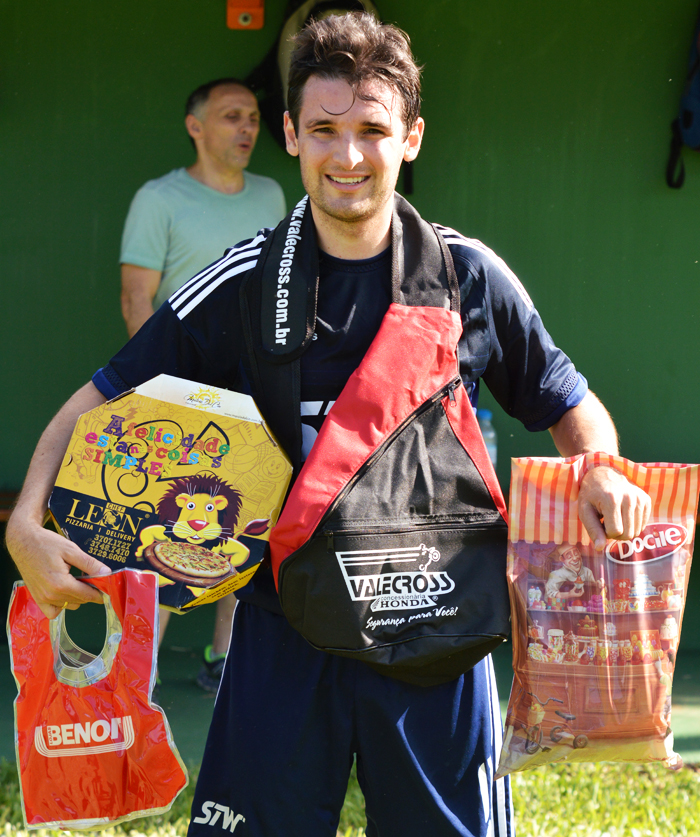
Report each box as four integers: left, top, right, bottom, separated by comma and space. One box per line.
496, 453, 699, 778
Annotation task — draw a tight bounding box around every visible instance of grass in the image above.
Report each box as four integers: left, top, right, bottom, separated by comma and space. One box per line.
3, 759, 700, 836
510, 762, 700, 837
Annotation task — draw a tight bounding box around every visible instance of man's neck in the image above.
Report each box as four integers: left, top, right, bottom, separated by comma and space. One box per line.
186, 159, 246, 195
311, 203, 392, 261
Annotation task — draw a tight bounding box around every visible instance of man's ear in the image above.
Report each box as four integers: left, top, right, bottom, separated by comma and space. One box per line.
403, 117, 424, 163
283, 112, 299, 157
185, 114, 202, 144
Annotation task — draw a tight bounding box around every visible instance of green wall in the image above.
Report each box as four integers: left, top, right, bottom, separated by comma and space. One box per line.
2, 1, 700, 639
3, 0, 700, 491
417, 1, 700, 487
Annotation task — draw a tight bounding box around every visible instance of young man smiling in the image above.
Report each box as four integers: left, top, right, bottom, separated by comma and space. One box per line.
282, 74, 423, 259
8, 13, 650, 837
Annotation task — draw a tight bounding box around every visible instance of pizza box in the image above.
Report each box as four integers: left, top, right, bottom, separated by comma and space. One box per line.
48, 375, 292, 612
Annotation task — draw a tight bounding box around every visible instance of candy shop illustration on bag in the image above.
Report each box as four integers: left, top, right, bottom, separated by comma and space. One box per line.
8, 569, 188, 830
496, 453, 699, 778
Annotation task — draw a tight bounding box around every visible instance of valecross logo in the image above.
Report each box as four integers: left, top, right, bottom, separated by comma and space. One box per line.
605, 522, 688, 565
335, 543, 455, 613
193, 801, 245, 833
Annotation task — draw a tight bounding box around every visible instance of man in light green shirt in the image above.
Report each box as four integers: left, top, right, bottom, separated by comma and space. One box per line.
119, 78, 286, 691
120, 78, 286, 337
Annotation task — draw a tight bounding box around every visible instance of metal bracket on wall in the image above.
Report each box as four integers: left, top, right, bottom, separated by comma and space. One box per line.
227, 0, 264, 29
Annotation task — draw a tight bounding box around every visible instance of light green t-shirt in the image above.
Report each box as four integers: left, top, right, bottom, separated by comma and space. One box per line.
120, 168, 286, 309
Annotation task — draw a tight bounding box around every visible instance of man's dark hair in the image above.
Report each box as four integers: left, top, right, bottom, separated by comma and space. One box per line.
185, 77, 253, 118
185, 77, 255, 148
287, 13, 421, 138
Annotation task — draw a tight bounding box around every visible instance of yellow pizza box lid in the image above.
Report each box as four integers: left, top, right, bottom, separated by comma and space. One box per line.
49, 375, 292, 612
131, 374, 263, 423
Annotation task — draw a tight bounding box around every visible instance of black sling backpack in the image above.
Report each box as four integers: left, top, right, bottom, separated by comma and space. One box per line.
240, 194, 510, 686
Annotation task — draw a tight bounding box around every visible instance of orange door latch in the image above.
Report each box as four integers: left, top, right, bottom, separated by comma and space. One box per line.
227, 0, 264, 29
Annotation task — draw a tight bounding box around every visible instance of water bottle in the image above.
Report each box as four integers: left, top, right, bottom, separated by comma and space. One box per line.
477, 408, 497, 467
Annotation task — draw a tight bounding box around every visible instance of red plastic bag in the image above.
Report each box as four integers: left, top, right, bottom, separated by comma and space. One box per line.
497, 453, 699, 778
8, 568, 188, 829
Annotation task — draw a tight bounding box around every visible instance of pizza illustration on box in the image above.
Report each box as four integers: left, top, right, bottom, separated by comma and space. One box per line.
135, 474, 270, 586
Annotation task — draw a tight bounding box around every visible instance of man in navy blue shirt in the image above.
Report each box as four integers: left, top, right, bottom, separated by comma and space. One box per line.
8, 13, 650, 837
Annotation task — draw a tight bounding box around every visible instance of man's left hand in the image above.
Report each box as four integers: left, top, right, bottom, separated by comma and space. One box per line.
578, 465, 652, 551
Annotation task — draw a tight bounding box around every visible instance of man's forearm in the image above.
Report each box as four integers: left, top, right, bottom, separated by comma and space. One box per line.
120, 264, 161, 337
10, 382, 107, 525
548, 390, 650, 547
121, 292, 156, 338
548, 391, 618, 457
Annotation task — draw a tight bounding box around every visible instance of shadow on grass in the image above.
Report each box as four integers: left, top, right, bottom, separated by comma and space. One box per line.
676, 736, 700, 756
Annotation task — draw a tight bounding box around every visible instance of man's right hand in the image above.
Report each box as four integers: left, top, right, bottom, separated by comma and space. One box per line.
6, 519, 110, 620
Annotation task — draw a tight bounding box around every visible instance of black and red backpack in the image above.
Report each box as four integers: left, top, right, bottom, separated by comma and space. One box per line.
240, 194, 510, 685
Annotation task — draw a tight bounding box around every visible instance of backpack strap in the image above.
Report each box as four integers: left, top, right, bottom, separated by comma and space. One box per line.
667, 118, 686, 189
667, 10, 700, 189
391, 193, 460, 313
239, 196, 317, 474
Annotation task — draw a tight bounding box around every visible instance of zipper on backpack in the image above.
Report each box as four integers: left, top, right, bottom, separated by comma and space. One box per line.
323, 514, 505, 540
319, 376, 462, 529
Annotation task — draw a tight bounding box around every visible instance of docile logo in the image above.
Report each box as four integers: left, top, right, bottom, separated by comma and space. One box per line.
605, 522, 688, 565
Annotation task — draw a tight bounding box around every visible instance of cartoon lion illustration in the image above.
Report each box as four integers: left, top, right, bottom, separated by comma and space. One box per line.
135, 474, 267, 568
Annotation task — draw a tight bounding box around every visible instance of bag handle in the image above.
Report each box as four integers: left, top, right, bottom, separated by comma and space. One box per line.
50, 590, 123, 688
